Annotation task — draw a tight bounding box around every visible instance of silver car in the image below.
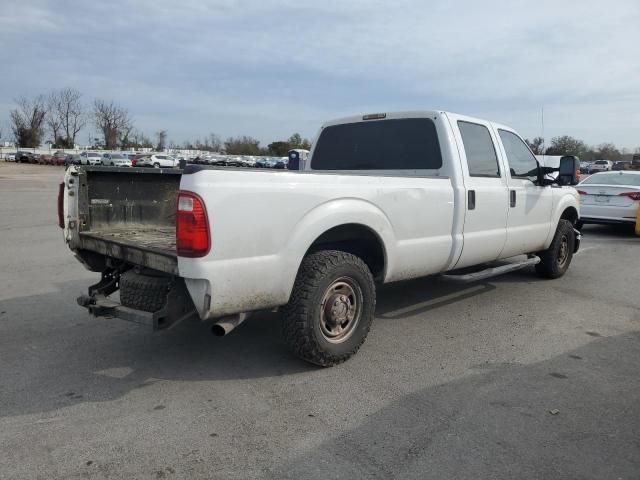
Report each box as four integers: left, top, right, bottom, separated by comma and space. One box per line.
577, 171, 640, 227
103, 153, 132, 167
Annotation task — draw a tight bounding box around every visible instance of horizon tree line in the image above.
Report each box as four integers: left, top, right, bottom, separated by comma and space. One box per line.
6, 90, 634, 158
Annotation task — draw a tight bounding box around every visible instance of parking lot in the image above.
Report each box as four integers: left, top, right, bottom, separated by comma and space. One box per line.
0, 162, 638, 479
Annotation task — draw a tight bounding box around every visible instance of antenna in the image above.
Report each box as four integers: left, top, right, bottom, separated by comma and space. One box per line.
541, 106, 545, 157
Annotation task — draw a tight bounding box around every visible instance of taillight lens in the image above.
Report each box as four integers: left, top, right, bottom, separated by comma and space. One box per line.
619, 191, 640, 201
577, 190, 588, 195
176, 191, 210, 257
57, 181, 65, 228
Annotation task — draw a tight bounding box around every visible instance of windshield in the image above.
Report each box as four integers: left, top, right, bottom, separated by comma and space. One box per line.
111, 154, 124, 159
88, 153, 101, 158
581, 173, 640, 186
595, 160, 607, 164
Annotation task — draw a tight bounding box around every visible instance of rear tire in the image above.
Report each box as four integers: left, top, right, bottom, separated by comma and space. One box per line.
120, 270, 172, 313
535, 219, 575, 279
281, 250, 376, 367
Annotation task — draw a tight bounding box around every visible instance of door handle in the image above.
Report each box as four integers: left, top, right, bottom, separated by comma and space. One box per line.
510, 189, 516, 207
468, 190, 476, 210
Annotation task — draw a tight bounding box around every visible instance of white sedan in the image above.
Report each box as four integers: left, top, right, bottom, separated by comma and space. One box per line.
137, 154, 177, 168
577, 171, 640, 227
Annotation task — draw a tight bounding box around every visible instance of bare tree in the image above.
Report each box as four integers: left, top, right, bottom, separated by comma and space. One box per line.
156, 130, 167, 151
224, 135, 261, 155
208, 133, 221, 152
10, 95, 47, 147
46, 93, 64, 146
525, 137, 545, 155
50, 88, 86, 147
93, 99, 132, 149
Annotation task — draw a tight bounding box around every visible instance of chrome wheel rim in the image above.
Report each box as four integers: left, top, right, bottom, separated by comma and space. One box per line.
557, 234, 569, 267
319, 277, 362, 343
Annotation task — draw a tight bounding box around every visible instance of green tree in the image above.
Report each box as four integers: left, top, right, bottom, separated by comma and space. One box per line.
545, 136, 588, 157
288, 133, 303, 148
267, 141, 290, 156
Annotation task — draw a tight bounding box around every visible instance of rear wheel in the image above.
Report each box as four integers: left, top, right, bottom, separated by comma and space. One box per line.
281, 250, 376, 367
535, 219, 575, 279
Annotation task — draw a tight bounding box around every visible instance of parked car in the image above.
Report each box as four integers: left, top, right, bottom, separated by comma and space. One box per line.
103, 153, 132, 167
38, 154, 52, 165
62, 110, 581, 366
137, 154, 177, 168
241, 156, 257, 167
15, 151, 36, 163
224, 156, 243, 167
274, 157, 289, 169
130, 154, 150, 166
209, 156, 228, 166
4, 152, 16, 162
65, 154, 81, 167
579, 161, 591, 174
589, 160, 613, 173
577, 171, 640, 227
255, 157, 274, 168
79, 152, 103, 165
612, 161, 630, 171
51, 151, 68, 166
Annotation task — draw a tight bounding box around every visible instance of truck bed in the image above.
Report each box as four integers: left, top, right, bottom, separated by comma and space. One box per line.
71, 167, 181, 274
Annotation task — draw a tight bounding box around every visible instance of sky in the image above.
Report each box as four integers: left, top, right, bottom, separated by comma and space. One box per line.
1, 0, 639, 149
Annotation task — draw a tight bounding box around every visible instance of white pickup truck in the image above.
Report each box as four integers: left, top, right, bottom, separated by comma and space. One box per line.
61, 110, 581, 366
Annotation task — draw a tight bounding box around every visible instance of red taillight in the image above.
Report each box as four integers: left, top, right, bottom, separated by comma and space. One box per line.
619, 191, 640, 201
57, 181, 65, 228
577, 190, 588, 195
176, 191, 210, 257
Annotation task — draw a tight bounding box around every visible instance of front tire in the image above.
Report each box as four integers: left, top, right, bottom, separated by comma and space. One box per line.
281, 250, 376, 367
535, 219, 575, 279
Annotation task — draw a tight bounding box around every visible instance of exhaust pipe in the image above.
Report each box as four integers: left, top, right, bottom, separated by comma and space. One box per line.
211, 312, 250, 336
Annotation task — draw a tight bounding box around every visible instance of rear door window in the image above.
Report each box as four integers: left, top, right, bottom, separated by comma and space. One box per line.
458, 121, 500, 177
311, 118, 442, 170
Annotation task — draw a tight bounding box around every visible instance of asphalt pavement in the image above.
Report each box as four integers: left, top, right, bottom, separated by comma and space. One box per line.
1, 162, 638, 479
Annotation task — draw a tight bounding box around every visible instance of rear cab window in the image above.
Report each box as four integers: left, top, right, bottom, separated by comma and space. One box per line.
310, 118, 442, 171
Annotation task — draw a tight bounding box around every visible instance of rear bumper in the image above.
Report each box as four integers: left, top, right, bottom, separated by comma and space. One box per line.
580, 204, 637, 224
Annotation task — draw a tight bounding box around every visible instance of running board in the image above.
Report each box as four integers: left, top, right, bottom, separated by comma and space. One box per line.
441, 256, 540, 283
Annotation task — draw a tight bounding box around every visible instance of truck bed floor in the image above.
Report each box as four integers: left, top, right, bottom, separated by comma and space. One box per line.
80, 226, 176, 257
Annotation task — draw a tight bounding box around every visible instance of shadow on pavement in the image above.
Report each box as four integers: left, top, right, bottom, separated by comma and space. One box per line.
0, 274, 504, 418
273, 331, 640, 480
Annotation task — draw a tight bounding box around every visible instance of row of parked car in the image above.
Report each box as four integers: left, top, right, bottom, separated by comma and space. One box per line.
4, 151, 292, 169
580, 160, 635, 174
190, 155, 290, 169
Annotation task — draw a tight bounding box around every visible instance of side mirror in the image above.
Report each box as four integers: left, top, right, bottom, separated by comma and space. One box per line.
558, 156, 580, 186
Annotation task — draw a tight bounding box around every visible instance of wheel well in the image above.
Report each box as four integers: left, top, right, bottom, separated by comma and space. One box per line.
560, 207, 579, 226
307, 224, 386, 281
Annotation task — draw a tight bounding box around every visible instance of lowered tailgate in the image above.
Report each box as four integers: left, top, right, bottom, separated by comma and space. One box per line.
65, 166, 181, 274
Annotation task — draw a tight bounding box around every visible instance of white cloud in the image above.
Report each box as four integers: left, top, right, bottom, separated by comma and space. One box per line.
0, 0, 639, 147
